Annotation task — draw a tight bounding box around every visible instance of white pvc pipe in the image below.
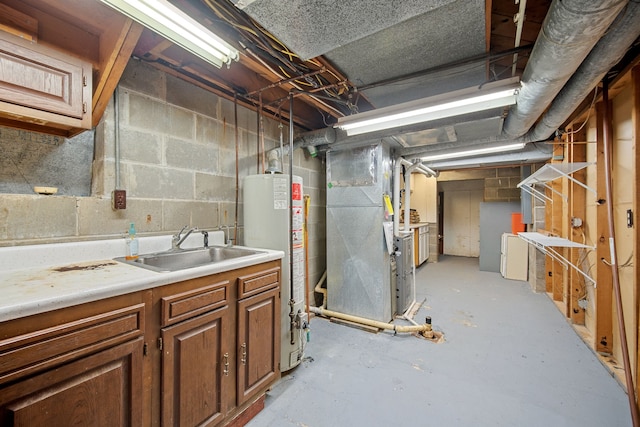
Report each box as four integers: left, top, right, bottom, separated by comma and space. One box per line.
393, 158, 412, 237
403, 310, 420, 326
403, 164, 412, 234
313, 270, 328, 308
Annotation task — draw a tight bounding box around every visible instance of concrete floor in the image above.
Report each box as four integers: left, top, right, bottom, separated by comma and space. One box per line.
247, 256, 632, 427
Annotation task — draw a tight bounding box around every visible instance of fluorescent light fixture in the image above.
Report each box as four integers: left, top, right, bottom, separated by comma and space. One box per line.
336, 78, 520, 136
99, 0, 239, 68
420, 142, 526, 162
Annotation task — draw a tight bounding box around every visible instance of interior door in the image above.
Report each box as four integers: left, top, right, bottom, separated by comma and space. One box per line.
443, 190, 481, 257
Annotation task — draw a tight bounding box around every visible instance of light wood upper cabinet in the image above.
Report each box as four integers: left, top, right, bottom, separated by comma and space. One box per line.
0, 0, 143, 137
0, 31, 91, 128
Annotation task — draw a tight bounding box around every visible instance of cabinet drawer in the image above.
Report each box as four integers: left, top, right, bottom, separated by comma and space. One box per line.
237, 267, 280, 299
0, 303, 145, 385
161, 280, 229, 327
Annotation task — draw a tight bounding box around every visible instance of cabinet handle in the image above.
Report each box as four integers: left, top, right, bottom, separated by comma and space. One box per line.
223, 352, 229, 376
241, 343, 247, 365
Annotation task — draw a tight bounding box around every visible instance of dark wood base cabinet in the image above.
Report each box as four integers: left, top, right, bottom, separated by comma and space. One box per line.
0, 260, 281, 427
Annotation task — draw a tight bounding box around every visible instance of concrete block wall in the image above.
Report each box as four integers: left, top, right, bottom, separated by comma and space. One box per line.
0, 58, 327, 294
528, 165, 547, 292
0, 128, 93, 196
483, 167, 521, 202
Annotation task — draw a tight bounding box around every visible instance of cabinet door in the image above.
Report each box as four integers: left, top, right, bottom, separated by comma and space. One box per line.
237, 287, 280, 406
161, 307, 231, 427
0, 32, 91, 128
0, 338, 144, 426
413, 228, 420, 266
419, 229, 429, 264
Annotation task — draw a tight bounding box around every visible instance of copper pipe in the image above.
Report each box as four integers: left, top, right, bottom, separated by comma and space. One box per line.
288, 92, 295, 345
256, 96, 260, 174
233, 94, 239, 244
303, 195, 311, 324
259, 93, 265, 174
602, 78, 640, 426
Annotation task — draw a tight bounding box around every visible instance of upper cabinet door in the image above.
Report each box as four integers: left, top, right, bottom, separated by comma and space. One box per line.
0, 31, 91, 130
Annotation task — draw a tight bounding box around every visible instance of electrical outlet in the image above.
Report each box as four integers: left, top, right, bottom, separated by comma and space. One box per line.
112, 189, 126, 210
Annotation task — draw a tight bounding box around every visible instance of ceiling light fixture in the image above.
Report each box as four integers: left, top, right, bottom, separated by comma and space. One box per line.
336, 77, 520, 136
99, 0, 239, 68
420, 142, 526, 162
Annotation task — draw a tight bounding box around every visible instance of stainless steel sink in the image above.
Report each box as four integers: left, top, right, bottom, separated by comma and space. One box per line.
115, 246, 263, 272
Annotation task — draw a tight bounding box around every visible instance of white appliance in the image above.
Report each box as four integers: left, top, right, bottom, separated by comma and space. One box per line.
500, 233, 528, 281
243, 174, 306, 371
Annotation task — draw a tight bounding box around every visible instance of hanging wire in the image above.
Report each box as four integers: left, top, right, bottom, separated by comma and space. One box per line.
563, 86, 599, 135
200, 0, 354, 117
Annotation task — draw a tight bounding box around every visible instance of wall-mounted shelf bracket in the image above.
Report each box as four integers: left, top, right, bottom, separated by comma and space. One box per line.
518, 232, 596, 287
517, 162, 596, 203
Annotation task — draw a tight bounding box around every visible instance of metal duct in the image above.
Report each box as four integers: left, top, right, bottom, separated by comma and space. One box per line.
528, 0, 640, 141
293, 127, 336, 149
502, 0, 628, 138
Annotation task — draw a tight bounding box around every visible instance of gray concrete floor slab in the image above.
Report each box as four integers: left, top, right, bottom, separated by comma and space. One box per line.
247, 256, 632, 427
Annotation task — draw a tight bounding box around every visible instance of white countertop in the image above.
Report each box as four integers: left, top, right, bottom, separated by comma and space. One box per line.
401, 222, 430, 230
0, 232, 284, 322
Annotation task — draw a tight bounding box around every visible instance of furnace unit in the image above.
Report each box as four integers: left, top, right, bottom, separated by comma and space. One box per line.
326, 143, 395, 322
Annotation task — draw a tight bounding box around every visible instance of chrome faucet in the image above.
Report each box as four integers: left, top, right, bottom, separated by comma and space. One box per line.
224, 225, 233, 247
172, 225, 198, 249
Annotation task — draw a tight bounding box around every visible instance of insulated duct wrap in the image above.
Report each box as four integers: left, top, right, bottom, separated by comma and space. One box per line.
529, 0, 640, 141
503, 0, 627, 138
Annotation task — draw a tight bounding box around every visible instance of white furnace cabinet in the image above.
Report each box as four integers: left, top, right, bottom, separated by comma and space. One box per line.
500, 233, 528, 281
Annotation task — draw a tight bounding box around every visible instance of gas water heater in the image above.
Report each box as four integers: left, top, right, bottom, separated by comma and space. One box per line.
243, 174, 306, 371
